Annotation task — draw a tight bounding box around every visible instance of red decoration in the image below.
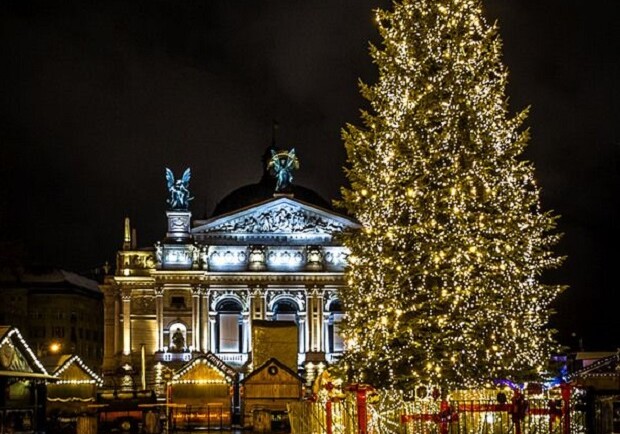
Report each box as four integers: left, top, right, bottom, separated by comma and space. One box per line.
510, 392, 528, 422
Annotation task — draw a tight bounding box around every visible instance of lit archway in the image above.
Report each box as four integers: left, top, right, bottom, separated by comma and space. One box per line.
167, 322, 187, 352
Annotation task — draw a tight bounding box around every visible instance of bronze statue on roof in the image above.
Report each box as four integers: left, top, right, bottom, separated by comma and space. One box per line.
165, 168, 194, 210
268, 149, 299, 192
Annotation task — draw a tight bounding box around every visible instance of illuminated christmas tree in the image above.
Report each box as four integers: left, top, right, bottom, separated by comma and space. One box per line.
338, 0, 564, 392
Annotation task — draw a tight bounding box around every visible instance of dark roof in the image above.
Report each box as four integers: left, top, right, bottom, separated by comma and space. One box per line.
210, 145, 333, 217
0, 266, 100, 293
570, 353, 620, 379
211, 178, 332, 217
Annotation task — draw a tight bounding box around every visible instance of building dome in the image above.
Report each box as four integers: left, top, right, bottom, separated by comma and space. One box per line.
210, 145, 332, 217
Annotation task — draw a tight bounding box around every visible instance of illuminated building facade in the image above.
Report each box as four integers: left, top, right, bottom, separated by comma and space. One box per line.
101, 148, 358, 398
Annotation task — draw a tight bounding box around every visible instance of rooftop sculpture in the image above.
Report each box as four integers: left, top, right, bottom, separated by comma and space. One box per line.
165, 168, 193, 211
268, 149, 299, 192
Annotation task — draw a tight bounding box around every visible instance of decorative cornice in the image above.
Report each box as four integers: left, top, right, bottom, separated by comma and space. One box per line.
204, 273, 344, 285
114, 276, 156, 285
147, 270, 343, 286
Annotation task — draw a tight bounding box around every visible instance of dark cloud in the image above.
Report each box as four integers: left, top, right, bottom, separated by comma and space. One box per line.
1, 0, 618, 350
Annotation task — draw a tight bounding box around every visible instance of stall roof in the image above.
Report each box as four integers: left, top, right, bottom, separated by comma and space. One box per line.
0, 325, 53, 379
173, 352, 237, 382
242, 357, 303, 384
0, 370, 57, 380
43, 354, 103, 386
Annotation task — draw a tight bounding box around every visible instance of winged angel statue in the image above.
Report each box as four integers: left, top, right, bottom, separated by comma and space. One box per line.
268, 148, 299, 192
165, 168, 194, 210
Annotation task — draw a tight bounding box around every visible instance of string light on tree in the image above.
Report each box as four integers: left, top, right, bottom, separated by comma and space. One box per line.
337, 0, 565, 393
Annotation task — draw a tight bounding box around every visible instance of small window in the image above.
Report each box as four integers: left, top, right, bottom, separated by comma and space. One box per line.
171, 296, 186, 309
273, 300, 298, 322
29, 326, 46, 338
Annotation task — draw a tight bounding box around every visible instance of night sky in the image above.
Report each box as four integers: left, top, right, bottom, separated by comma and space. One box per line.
1, 1, 618, 351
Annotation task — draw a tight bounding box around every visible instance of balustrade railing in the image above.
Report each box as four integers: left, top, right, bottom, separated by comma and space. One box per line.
289, 386, 586, 434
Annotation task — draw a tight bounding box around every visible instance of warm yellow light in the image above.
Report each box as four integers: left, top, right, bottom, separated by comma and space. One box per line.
49, 342, 61, 353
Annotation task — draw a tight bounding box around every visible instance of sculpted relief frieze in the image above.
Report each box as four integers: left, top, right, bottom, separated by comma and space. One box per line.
132, 296, 155, 314
266, 289, 306, 311
204, 205, 344, 234
210, 290, 250, 312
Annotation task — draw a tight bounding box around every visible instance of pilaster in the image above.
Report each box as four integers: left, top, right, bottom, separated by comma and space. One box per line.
155, 286, 164, 351
201, 287, 210, 352
191, 285, 201, 350
122, 287, 132, 356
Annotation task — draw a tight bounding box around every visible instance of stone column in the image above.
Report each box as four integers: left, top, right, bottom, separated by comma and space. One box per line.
155, 286, 164, 351
250, 286, 265, 320
249, 286, 265, 352
323, 316, 330, 354
201, 288, 209, 352
191, 286, 201, 350
242, 313, 250, 353
209, 314, 217, 353
122, 288, 132, 356
298, 314, 306, 355
113, 289, 121, 355
307, 287, 324, 352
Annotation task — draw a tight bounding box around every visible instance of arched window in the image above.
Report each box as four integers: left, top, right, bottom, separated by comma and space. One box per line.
217, 300, 242, 353
167, 322, 187, 352
273, 299, 298, 323
328, 300, 344, 353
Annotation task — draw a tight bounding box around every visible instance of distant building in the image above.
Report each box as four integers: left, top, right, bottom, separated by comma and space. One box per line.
101, 146, 358, 411
0, 267, 103, 369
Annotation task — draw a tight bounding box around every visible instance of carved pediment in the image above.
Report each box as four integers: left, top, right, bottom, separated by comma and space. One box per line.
193, 197, 358, 239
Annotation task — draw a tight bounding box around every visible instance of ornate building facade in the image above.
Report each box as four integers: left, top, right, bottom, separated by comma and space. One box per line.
101, 148, 358, 395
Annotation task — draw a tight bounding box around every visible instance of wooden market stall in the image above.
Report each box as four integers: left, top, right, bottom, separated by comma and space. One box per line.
0, 326, 56, 433
169, 353, 237, 429
44, 354, 103, 417
569, 352, 620, 434
241, 357, 303, 431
